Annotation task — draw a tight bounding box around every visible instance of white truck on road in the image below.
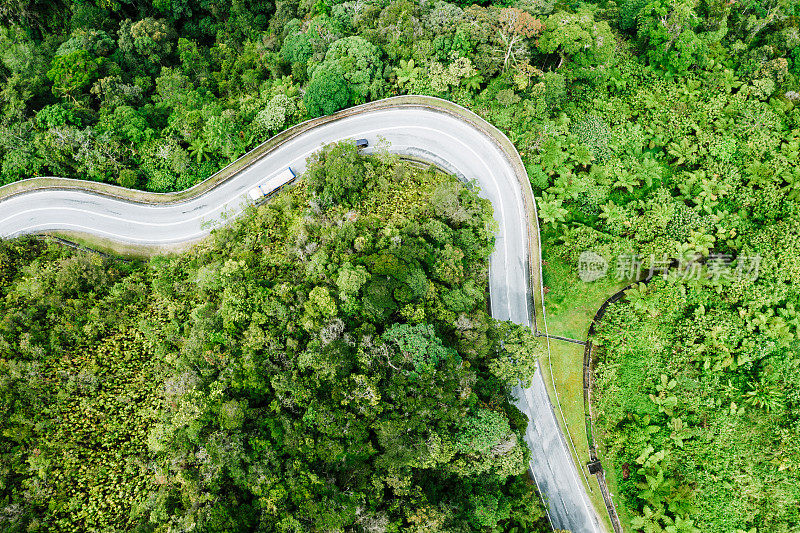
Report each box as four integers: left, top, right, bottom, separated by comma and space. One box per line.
247, 167, 297, 202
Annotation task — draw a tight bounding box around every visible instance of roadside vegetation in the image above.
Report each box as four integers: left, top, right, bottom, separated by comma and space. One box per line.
0, 145, 547, 531
594, 272, 800, 532
1, 0, 800, 531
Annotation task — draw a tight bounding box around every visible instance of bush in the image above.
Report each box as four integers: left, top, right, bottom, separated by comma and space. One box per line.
570, 114, 613, 161
117, 168, 139, 188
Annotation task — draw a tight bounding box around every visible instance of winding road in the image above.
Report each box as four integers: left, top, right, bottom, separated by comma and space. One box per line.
0, 96, 603, 533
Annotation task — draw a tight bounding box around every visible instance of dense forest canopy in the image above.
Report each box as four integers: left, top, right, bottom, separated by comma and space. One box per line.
0, 145, 548, 531
1, 0, 800, 531
1, 0, 797, 192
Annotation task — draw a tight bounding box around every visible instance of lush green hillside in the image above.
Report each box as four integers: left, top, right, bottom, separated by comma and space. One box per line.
0, 145, 547, 531
1, 0, 800, 531
594, 273, 800, 533
3, 0, 795, 193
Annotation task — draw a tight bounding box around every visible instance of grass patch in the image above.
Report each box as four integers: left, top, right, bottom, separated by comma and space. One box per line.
541, 254, 626, 340
599, 445, 635, 531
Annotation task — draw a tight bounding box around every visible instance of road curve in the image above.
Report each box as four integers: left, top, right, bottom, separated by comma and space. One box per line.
0, 96, 602, 533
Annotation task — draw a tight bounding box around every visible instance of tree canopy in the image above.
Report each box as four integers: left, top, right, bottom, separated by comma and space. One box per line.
0, 145, 547, 532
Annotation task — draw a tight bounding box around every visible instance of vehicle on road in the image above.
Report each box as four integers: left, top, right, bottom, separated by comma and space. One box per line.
247, 167, 296, 202
355, 138, 368, 149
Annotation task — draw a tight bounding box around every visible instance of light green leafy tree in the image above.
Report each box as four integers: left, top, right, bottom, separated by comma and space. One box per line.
448, 409, 527, 478
537, 9, 615, 82
382, 322, 454, 374
336, 262, 369, 314
302, 286, 337, 332
489, 320, 543, 387
253, 94, 296, 136
537, 192, 568, 225
47, 50, 102, 100
393, 58, 421, 91
636, 0, 709, 74
117, 18, 175, 70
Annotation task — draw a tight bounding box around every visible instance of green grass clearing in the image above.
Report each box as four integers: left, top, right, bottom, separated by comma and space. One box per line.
541, 254, 627, 340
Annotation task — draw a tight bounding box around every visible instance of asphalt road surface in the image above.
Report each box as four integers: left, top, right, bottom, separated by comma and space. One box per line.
0, 103, 603, 533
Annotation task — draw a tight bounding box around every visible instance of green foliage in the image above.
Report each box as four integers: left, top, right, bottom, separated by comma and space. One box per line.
537, 192, 569, 225
253, 94, 297, 136
310, 36, 385, 105
118, 168, 138, 188
542, 70, 567, 110
280, 25, 313, 66
489, 320, 543, 387
303, 141, 372, 206
537, 9, 616, 82
2, 2, 800, 531
336, 261, 368, 314
0, 149, 548, 532
47, 50, 102, 99
457, 408, 512, 455
117, 17, 175, 69
303, 66, 351, 116
394, 58, 422, 91
635, 0, 709, 74
570, 114, 612, 161
595, 267, 800, 531
308, 284, 337, 316
383, 322, 454, 374
0, 246, 158, 531
96, 105, 154, 144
